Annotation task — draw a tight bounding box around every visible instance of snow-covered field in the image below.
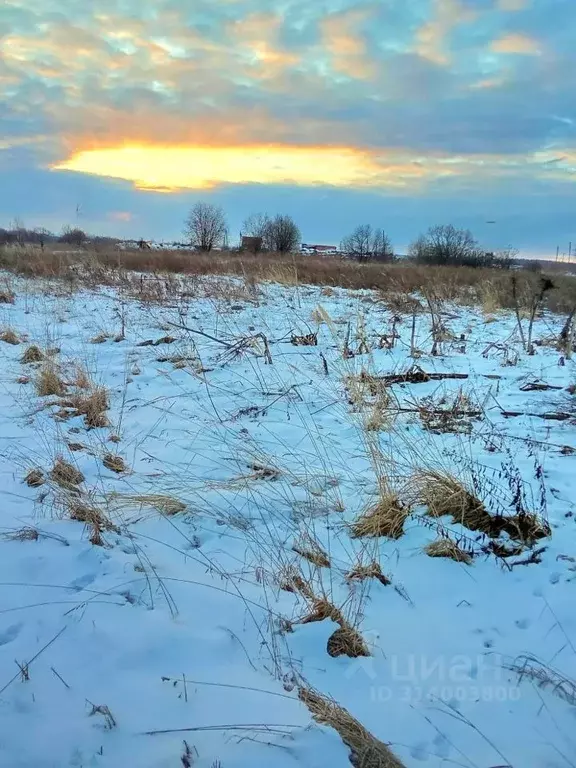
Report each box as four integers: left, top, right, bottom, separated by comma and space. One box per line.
0, 272, 575, 768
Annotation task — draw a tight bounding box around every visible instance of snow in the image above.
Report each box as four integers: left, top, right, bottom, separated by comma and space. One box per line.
0, 273, 575, 767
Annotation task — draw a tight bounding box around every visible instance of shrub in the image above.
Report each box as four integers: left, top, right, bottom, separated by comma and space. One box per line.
410, 224, 504, 268
59, 226, 88, 246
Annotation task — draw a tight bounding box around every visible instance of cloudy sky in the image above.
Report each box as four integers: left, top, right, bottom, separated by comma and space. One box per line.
1, 0, 575, 255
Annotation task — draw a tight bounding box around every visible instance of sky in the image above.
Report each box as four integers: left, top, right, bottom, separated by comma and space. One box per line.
1, 0, 575, 256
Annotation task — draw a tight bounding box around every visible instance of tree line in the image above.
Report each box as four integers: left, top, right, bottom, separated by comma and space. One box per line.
1, 204, 516, 269
184, 202, 514, 268
0, 219, 113, 248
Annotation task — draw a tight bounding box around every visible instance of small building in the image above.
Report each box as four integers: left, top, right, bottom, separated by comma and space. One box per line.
241, 236, 263, 253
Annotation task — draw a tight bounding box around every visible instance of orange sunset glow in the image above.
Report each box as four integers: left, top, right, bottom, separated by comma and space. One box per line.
52, 144, 428, 191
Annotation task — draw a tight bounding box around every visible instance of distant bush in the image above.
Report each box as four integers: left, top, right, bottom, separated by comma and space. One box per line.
409, 224, 506, 268
59, 226, 88, 246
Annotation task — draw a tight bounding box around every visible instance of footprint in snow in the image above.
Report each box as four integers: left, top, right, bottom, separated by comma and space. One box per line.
549, 572, 561, 585
515, 618, 530, 630
410, 742, 428, 761
0, 622, 22, 647
433, 733, 451, 759
68, 573, 97, 592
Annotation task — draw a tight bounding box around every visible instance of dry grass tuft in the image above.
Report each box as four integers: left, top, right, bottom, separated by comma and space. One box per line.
364, 405, 389, 432
416, 470, 550, 547
505, 655, 576, 706
418, 471, 485, 525
20, 345, 44, 363
247, 462, 281, 481
24, 468, 45, 488
301, 598, 345, 626
418, 390, 479, 435
109, 493, 187, 516
350, 496, 409, 540
503, 512, 551, 546
67, 442, 87, 452
61, 386, 110, 428
346, 562, 391, 586
90, 333, 109, 344
89, 525, 106, 546
0, 328, 21, 345
50, 457, 84, 487
479, 281, 501, 317
299, 687, 405, 768
291, 332, 318, 346
425, 537, 473, 564
277, 565, 315, 599
3, 527, 39, 542
327, 626, 370, 658
69, 501, 118, 531
72, 365, 92, 389
35, 364, 66, 397
292, 535, 331, 567
346, 371, 387, 401
0, 288, 15, 304
346, 372, 392, 433
102, 453, 127, 474
297, 595, 370, 659
83, 388, 110, 428
384, 293, 424, 315
68, 500, 119, 547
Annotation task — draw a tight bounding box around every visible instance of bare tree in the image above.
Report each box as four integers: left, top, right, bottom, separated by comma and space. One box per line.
340, 225, 394, 263
10, 217, 27, 246
241, 213, 271, 252
242, 214, 270, 239
266, 215, 300, 254
409, 224, 487, 267
370, 228, 394, 262
341, 225, 372, 262
184, 203, 228, 252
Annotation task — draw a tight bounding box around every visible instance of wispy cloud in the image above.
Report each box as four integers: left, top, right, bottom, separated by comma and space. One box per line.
414, 0, 477, 65
320, 8, 376, 79
497, 0, 529, 11
491, 32, 541, 55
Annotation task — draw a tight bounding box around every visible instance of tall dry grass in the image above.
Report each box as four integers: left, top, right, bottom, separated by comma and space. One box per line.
2, 244, 576, 313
